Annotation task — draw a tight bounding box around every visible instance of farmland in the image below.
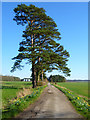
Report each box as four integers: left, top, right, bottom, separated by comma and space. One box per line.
1, 80, 89, 119
53, 83, 90, 119
2, 81, 32, 109
2, 81, 47, 119
2, 81, 89, 109
57, 82, 89, 98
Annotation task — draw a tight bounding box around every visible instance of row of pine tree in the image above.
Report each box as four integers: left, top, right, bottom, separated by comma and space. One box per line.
11, 4, 71, 88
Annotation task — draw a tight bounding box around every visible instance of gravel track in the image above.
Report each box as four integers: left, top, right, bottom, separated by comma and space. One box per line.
15, 83, 83, 119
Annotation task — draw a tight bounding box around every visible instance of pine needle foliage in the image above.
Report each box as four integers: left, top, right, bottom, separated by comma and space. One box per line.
11, 4, 71, 88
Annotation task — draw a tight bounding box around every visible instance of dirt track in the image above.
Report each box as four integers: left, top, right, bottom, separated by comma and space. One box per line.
15, 83, 83, 119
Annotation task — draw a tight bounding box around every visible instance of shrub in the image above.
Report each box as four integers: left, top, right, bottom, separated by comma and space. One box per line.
37, 81, 43, 86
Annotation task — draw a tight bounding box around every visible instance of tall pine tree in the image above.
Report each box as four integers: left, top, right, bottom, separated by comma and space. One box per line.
11, 4, 71, 88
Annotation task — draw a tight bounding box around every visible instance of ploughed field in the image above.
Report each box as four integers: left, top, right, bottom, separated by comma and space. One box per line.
57, 82, 89, 98
1, 81, 32, 109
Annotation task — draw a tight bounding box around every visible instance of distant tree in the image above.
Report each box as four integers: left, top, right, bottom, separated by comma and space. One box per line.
1, 75, 20, 81
49, 75, 66, 82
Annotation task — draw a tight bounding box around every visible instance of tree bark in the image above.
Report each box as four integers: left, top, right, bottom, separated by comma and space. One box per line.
34, 69, 36, 87
31, 29, 36, 88
38, 72, 40, 82
32, 62, 35, 88
38, 37, 41, 82
41, 70, 43, 81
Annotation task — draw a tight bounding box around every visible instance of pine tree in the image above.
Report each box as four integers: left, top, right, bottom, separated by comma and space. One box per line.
11, 4, 71, 88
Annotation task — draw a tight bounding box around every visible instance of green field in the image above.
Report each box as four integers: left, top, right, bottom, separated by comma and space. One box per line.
2, 81, 47, 119
2, 81, 32, 109
57, 82, 89, 98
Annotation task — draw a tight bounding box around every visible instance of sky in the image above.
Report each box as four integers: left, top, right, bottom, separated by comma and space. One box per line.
1, 2, 88, 80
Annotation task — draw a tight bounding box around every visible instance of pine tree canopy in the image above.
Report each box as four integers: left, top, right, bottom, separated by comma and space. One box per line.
11, 4, 71, 86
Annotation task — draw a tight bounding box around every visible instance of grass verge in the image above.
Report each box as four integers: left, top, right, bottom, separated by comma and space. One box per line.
2, 81, 32, 109
52, 83, 90, 120
2, 85, 47, 119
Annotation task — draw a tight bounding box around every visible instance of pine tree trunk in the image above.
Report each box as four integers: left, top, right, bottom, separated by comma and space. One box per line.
32, 61, 37, 88
38, 45, 40, 82
34, 69, 36, 87
32, 62, 35, 88
31, 29, 36, 88
38, 72, 40, 82
36, 71, 38, 85
42, 70, 43, 81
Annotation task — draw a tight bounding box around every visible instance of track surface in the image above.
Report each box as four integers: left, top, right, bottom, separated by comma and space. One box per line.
15, 83, 83, 119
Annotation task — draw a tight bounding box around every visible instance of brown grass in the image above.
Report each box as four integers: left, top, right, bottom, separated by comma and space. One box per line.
17, 87, 32, 98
